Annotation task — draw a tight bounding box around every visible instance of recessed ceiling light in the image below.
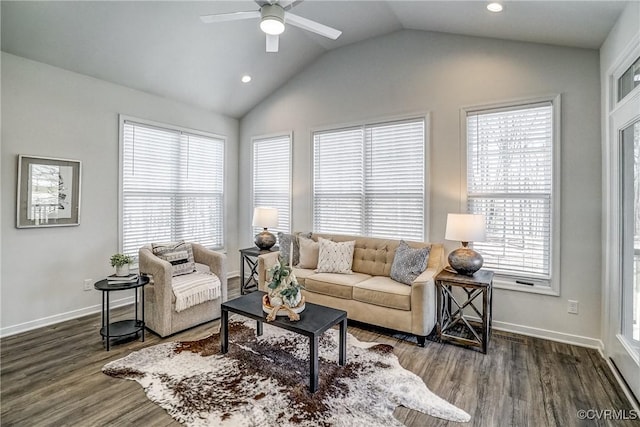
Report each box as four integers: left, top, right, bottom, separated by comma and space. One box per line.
487, 2, 503, 12
241, 75, 252, 83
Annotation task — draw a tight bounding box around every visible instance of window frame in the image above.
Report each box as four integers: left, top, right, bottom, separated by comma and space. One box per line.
461, 95, 561, 296
310, 113, 430, 241
250, 132, 293, 237
118, 114, 227, 261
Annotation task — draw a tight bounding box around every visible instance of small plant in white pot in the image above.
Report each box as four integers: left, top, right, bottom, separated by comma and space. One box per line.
110, 253, 133, 277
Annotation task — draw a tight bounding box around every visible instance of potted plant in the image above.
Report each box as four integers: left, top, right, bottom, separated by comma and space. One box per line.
263, 257, 305, 321
110, 253, 133, 276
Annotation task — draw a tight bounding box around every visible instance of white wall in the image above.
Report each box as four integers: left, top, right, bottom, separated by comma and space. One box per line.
1, 53, 239, 335
600, 2, 639, 75
240, 30, 602, 344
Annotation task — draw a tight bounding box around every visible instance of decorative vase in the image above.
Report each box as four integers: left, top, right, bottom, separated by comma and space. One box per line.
115, 264, 130, 277
448, 247, 483, 276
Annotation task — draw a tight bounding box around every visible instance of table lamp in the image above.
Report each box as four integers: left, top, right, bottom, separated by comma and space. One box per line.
252, 207, 278, 250
445, 213, 486, 275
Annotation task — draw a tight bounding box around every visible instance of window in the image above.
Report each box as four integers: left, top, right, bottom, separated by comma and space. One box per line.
120, 118, 225, 259
466, 98, 558, 287
252, 134, 291, 236
313, 118, 426, 240
617, 55, 640, 102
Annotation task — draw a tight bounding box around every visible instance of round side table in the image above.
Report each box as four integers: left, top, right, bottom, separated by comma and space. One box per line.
94, 275, 149, 351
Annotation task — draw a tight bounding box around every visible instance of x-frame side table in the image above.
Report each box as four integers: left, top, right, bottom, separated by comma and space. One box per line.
435, 269, 494, 353
239, 246, 279, 294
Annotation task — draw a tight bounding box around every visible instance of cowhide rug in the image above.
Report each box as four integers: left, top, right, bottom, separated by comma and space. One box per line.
103, 320, 470, 426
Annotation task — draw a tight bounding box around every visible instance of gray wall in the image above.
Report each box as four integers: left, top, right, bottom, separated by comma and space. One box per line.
1, 53, 239, 334
240, 30, 603, 342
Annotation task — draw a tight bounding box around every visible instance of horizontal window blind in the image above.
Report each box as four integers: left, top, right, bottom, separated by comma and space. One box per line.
121, 121, 224, 259
313, 118, 425, 240
467, 103, 553, 279
252, 135, 291, 236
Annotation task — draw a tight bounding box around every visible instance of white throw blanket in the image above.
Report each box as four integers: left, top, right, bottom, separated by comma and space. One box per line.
172, 272, 221, 312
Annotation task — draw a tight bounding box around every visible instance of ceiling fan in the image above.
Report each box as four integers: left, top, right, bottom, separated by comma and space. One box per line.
200, 0, 342, 53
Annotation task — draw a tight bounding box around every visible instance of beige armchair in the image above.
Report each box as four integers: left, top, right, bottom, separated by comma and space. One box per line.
139, 243, 227, 337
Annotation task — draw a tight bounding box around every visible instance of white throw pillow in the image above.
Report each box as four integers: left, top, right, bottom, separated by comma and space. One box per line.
298, 236, 319, 269
316, 237, 355, 274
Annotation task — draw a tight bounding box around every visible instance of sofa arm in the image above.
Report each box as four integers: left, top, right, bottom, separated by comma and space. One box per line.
257, 251, 280, 291
138, 246, 173, 317
192, 243, 228, 302
409, 267, 440, 336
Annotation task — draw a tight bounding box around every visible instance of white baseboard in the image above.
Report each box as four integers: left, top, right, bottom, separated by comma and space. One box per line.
465, 315, 604, 350
1, 272, 241, 338
0, 295, 134, 338
494, 319, 604, 350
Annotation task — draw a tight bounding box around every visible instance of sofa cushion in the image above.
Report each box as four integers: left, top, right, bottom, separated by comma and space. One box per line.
316, 238, 355, 274
353, 276, 412, 311
304, 272, 370, 300
298, 236, 319, 269
390, 240, 431, 285
291, 267, 316, 286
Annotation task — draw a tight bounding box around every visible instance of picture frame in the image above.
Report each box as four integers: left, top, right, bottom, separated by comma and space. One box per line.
16, 155, 82, 228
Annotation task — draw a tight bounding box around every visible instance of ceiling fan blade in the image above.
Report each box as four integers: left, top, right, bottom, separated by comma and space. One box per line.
266, 34, 279, 52
285, 12, 341, 40
200, 11, 260, 24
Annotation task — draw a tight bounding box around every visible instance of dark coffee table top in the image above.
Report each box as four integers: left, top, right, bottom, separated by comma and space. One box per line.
222, 291, 347, 337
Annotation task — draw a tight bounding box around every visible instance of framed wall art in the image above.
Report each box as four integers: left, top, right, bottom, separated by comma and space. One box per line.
16, 155, 82, 228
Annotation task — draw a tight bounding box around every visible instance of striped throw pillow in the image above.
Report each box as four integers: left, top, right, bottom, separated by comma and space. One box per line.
152, 241, 196, 277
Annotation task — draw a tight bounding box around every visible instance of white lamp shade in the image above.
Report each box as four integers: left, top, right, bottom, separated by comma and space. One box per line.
252, 207, 279, 228
445, 213, 486, 242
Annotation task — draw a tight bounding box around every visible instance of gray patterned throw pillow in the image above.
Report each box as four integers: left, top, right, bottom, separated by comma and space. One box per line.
390, 240, 431, 285
277, 232, 312, 266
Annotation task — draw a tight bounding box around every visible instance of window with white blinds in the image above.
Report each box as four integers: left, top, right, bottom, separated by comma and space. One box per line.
252, 134, 291, 236
466, 101, 555, 281
120, 119, 225, 259
313, 118, 425, 240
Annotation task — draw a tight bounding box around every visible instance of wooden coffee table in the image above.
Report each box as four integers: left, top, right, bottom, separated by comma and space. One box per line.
221, 291, 347, 393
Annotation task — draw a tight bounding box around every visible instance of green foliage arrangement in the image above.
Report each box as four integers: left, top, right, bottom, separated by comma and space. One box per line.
110, 253, 133, 268
267, 256, 303, 304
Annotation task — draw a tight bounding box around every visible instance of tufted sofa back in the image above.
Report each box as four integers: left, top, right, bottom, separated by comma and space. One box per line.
310, 233, 443, 277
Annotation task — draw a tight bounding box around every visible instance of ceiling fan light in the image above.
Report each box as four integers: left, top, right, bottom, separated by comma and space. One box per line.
260, 17, 285, 35
260, 4, 285, 35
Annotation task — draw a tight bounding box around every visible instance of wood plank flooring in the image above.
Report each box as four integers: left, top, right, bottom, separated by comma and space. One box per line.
1, 278, 637, 426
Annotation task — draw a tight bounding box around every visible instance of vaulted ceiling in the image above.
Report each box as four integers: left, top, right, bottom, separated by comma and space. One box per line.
1, 1, 628, 118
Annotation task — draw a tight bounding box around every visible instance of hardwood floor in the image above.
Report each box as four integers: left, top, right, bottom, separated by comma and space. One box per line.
1, 277, 637, 426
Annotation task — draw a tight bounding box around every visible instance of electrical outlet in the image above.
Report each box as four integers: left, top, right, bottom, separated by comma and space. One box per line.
568, 300, 579, 314
83, 279, 93, 291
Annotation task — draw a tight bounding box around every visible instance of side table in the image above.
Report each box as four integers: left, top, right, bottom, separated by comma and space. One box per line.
239, 246, 279, 294
435, 269, 494, 353
94, 275, 149, 351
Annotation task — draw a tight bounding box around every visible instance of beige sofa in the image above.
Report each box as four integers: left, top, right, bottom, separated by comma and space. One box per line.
258, 233, 444, 346
139, 243, 227, 337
